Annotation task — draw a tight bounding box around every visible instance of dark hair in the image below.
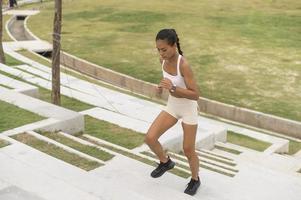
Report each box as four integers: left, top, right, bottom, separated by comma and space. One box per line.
156, 29, 183, 55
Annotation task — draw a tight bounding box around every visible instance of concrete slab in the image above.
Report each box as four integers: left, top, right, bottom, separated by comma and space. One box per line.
0, 73, 38, 97
90, 155, 200, 200
0, 146, 101, 200
0, 186, 46, 200
0, 141, 157, 200
4, 10, 40, 16
4, 40, 51, 52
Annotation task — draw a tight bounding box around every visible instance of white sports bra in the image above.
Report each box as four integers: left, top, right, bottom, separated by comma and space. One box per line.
162, 55, 187, 89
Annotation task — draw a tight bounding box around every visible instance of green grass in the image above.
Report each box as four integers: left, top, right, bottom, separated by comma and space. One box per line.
12, 133, 102, 170
288, 140, 301, 155
0, 139, 10, 148
5, 53, 23, 66
0, 100, 45, 133
82, 135, 191, 178
214, 145, 242, 155
227, 131, 272, 152
37, 131, 114, 161
38, 87, 94, 112
26, 0, 301, 122
0, 83, 12, 89
84, 115, 144, 149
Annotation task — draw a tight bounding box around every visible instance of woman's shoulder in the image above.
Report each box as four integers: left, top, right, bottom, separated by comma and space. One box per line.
179, 56, 190, 70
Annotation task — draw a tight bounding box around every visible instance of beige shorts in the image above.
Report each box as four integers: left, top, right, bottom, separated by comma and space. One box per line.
164, 95, 198, 125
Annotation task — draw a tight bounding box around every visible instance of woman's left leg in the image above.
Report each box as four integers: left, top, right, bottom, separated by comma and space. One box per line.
182, 122, 199, 180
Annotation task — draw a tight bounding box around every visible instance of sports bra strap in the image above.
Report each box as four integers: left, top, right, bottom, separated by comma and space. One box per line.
176, 55, 182, 76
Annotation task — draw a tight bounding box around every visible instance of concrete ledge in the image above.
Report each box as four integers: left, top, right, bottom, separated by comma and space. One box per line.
0, 87, 84, 134
3, 40, 52, 52
0, 73, 38, 97
199, 98, 301, 139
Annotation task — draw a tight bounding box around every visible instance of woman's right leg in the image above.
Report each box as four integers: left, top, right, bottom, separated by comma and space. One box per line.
145, 111, 178, 162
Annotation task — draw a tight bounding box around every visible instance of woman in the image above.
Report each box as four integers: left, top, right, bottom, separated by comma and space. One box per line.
145, 29, 201, 196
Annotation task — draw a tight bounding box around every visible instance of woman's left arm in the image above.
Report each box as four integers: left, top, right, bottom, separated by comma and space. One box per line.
171, 61, 200, 100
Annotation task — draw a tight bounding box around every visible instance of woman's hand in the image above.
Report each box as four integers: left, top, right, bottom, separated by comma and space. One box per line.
159, 78, 173, 90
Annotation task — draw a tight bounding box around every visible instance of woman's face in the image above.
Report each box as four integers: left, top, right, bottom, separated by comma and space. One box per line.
156, 39, 177, 60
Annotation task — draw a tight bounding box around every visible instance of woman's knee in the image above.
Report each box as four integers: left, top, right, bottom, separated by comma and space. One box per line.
183, 146, 196, 159
144, 133, 157, 146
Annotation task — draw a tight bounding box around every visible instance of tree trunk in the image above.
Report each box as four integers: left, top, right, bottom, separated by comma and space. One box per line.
0, 0, 6, 64
51, 0, 62, 105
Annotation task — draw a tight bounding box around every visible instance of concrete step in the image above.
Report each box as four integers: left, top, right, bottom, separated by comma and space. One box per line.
82, 107, 226, 154
0, 136, 155, 200
13, 63, 162, 122
90, 155, 200, 200
26, 131, 106, 164
195, 150, 237, 166
197, 147, 238, 161
0, 63, 114, 109
214, 142, 245, 154
144, 150, 238, 177
81, 134, 192, 177
0, 73, 38, 97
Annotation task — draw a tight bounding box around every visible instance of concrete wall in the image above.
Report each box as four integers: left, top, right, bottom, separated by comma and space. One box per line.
60, 51, 301, 139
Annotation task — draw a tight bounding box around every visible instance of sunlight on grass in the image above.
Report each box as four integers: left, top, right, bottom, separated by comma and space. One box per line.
12, 133, 102, 171
38, 131, 114, 161
227, 131, 272, 152
0, 139, 10, 148
0, 100, 45, 133
84, 115, 145, 149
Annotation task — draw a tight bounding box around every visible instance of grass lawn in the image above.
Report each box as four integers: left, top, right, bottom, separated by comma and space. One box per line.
5, 53, 23, 66
0, 100, 45, 133
288, 140, 301, 155
26, 0, 301, 122
12, 133, 102, 171
0, 139, 10, 148
227, 131, 272, 152
0, 83, 12, 89
84, 115, 145, 149
38, 87, 94, 112
38, 131, 114, 161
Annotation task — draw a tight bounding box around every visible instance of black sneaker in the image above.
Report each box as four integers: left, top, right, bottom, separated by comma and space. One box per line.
150, 157, 175, 178
184, 176, 201, 196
